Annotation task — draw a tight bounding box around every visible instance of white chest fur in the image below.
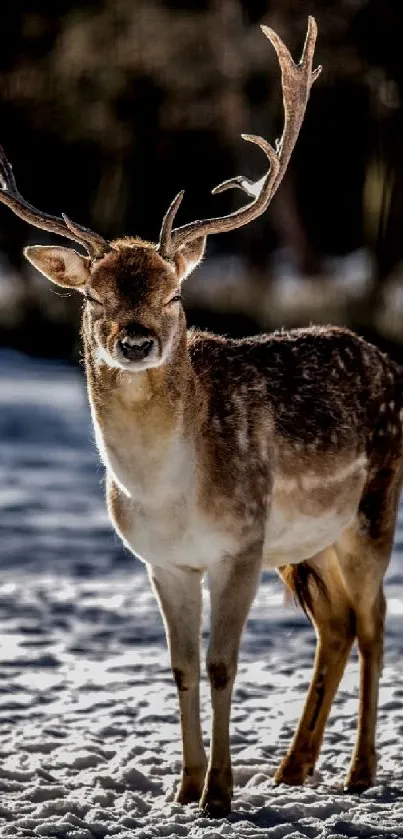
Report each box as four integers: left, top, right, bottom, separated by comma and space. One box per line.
94, 411, 237, 570
95, 416, 191, 504
118, 502, 237, 571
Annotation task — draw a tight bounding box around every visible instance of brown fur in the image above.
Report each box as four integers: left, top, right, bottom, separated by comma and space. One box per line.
21, 237, 403, 814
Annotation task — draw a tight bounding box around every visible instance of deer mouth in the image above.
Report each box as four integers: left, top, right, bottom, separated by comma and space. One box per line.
95, 333, 170, 372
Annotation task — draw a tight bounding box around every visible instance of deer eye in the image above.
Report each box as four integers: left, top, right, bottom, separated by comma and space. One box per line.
165, 291, 182, 306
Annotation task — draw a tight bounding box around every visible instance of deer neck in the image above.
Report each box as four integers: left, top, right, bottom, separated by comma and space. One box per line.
83, 323, 196, 501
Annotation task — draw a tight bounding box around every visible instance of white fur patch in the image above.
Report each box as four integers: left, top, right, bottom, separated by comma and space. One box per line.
232, 392, 249, 453
120, 504, 237, 571
96, 333, 174, 372
96, 346, 124, 369
275, 455, 367, 494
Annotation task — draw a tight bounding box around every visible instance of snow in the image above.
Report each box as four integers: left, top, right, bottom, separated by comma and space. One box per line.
1, 349, 403, 838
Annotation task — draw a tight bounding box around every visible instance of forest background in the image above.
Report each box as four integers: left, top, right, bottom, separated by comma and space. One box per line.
1, 0, 402, 360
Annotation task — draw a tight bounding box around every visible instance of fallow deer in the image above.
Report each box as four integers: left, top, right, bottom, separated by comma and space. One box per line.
1, 17, 402, 818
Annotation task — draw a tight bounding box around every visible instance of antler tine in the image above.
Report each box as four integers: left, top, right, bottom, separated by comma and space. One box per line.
158, 16, 321, 258
158, 190, 185, 257
0, 144, 109, 259
61, 214, 111, 259
260, 16, 321, 180
0, 145, 18, 193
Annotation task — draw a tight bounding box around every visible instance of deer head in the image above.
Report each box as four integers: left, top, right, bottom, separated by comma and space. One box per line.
0, 17, 321, 372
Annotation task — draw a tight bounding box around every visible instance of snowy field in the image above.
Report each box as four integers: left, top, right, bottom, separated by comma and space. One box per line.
1, 350, 403, 839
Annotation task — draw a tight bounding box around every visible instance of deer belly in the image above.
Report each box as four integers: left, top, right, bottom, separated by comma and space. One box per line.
263, 459, 367, 567
263, 506, 353, 567
263, 485, 367, 566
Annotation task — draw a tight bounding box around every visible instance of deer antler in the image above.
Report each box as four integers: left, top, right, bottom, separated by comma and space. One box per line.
159, 16, 321, 258
0, 145, 110, 259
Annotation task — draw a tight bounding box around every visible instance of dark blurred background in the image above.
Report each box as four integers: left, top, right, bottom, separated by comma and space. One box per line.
1, 0, 403, 361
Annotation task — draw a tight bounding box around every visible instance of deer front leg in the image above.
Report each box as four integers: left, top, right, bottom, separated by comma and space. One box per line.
200, 540, 263, 817
149, 565, 207, 804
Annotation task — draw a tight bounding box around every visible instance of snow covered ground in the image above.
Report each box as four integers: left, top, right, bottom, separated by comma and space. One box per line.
1, 350, 403, 839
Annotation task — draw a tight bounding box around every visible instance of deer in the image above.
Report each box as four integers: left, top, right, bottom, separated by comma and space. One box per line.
1, 16, 402, 818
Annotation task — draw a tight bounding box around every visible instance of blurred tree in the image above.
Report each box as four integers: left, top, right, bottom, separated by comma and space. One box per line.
0, 0, 403, 353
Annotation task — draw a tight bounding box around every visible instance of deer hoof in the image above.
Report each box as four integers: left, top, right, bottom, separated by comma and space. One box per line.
176, 768, 206, 804
344, 780, 371, 795
199, 770, 232, 818
274, 759, 311, 786
344, 755, 376, 793
176, 783, 202, 805
344, 770, 375, 794
200, 795, 231, 818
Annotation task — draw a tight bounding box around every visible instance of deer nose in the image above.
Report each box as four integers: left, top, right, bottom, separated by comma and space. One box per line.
117, 332, 155, 362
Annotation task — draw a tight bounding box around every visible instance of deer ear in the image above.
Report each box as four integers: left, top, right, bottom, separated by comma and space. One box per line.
24, 246, 91, 289
174, 237, 206, 281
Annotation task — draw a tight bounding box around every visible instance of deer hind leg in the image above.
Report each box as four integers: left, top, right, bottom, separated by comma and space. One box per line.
275, 547, 356, 786
149, 565, 207, 804
200, 538, 263, 817
335, 519, 392, 792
